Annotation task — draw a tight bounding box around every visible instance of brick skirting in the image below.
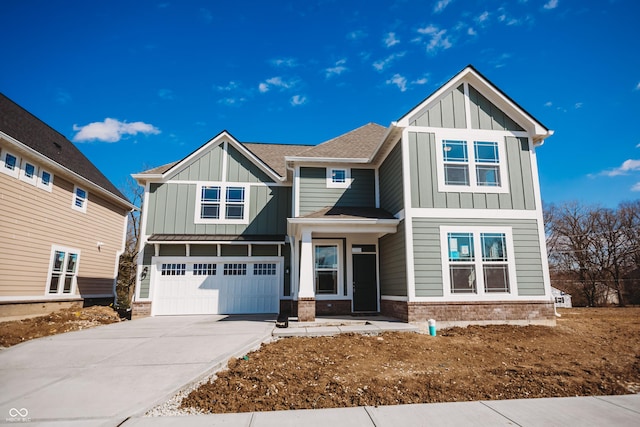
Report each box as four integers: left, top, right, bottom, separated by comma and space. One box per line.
285, 299, 353, 320
131, 301, 152, 318
381, 299, 556, 327
297, 298, 316, 322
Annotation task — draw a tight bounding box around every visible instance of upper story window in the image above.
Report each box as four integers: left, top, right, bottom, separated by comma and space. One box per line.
72, 186, 88, 213
195, 183, 249, 224
38, 169, 53, 192
326, 168, 351, 188
19, 161, 38, 185
437, 132, 509, 194
441, 227, 516, 298
1, 150, 20, 178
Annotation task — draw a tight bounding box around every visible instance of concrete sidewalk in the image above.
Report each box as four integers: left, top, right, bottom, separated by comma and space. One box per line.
273, 315, 419, 337
123, 394, 640, 427
0, 315, 275, 426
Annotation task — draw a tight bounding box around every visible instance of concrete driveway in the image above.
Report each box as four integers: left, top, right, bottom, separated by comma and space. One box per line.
0, 314, 275, 426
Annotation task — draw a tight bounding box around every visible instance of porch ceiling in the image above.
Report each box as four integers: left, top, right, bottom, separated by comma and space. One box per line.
288, 206, 399, 238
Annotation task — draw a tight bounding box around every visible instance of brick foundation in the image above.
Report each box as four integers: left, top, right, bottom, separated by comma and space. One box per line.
287, 299, 354, 319
382, 299, 556, 327
297, 298, 316, 321
0, 299, 83, 320
132, 301, 152, 319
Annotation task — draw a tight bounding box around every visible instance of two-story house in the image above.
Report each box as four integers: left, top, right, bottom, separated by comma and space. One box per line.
132, 65, 556, 326
0, 93, 134, 317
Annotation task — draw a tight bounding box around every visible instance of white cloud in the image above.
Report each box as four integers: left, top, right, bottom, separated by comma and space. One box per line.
215, 81, 240, 92
603, 159, 640, 177
372, 52, 406, 72
258, 76, 297, 93
434, 0, 453, 14
157, 89, 174, 100
270, 58, 298, 68
55, 89, 71, 105
476, 11, 490, 24
543, 0, 559, 10
290, 95, 307, 106
346, 30, 367, 40
384, 32, 400, 48
325, 59, 348, 78
544, 101, 553, 107
417, 25, 452, 53
412, 75, 429, 85
218, 97, 246, 106
636, 143, 640, 148
631, 182, 640, 192
574, 102, 583, 109
467, 27, 477, 36
386, 74, 407, 92
72, 118, 160, 143
635, 82, 640, 91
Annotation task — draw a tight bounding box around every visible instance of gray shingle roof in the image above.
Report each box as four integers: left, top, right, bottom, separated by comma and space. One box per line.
294, 123, 387, 160
0, 93, 128, 203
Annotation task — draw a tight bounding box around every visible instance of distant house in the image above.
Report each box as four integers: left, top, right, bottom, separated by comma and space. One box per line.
551, 287, 572, 308
0, 93, 134, 317
132, 65, 556, 326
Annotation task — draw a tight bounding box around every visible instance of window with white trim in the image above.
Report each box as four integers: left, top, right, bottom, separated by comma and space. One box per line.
442, 227, 516, 296
314, 244, 340, 294
194, 263, 216, 275
19, 161, 38, 185
72, 186, 88, 212
437, 132, 508, 193
38, 169, 53, 191
224, 263, 247, 275
326, 168, 351, 188
1, 150, 20, 178
254, 263, 277, 276
195, 183, 248, 224
47, 247, 80, 295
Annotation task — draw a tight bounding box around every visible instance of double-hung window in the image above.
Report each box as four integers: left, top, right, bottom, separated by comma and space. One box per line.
442, 227, 515, 297
314, 244, 339, 295
195, 183, 248, 224
47, 247, 80, 295
438, 133, 508, 193
72, 186, 88, 212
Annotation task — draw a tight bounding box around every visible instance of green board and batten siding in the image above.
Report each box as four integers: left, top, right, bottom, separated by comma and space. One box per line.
378, 142, 404, 215
412, 218, 545, 298
298, 167, 376, 216
408, 133, 536, 210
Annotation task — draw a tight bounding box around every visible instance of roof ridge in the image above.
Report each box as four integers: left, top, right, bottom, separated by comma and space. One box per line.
296, 122, 386, 156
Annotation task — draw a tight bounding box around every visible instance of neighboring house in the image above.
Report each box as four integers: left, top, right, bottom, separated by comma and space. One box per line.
551, 287, 572, 308
0, 93, 133, 317
132, 65, 556, 326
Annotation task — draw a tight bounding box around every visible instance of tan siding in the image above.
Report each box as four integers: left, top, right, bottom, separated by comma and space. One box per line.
0, 168, 128, 298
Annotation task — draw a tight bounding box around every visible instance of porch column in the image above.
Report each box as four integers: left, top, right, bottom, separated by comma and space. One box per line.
297, 230, 316, 321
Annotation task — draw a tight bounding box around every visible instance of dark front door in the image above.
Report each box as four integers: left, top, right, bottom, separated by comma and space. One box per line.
352, 253, 378, 312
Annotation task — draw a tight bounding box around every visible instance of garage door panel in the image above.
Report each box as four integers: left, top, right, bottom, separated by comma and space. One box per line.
153, 259, 279, 315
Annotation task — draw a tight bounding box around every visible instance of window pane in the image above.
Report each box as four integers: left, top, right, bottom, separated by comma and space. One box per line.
66, 253, 78, 273
53, 251, 65, 271
484, 265, 510, 292
332, 169, 346, 183
226, 187, 244, 202
63, 276, 73, 293
443, 140, 467, 162
450, 265, 476, 293
481, 233, 507, 261
201, 204, 220, 219
49, 274, 61, 293
448, 233, 474, 262
25, 163, 35, 178
474, 141, 499, 163
226, 204, 244, 219
5, 154, 17, 170
202, 186, 220, 202
316, 271, 337, 294
41, 171, 51, 185
76, 188, 86, 199
315, 246, 338, 269
444, 164, 469, 186
476, 165, 501, 186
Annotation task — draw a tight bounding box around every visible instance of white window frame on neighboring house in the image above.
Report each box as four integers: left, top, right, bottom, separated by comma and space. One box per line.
38, 169, 54, 192
435, 130, 509, 194
313, 240, 343, 297
326, 167, 351, 188
0, 149, 20, 178
46, 245, 81, 295
72, 185, 88, 213
19, 160, 38, 186
194, 182, 249, 224
440, 226, 517, 299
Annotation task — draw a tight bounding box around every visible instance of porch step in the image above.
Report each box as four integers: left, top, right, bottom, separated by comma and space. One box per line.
272, 316, 419, 338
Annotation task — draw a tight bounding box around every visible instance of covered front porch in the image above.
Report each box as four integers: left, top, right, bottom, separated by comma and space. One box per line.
287, 207, 399, 321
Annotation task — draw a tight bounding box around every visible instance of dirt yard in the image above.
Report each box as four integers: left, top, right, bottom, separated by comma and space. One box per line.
182, 308, 640, 413
0, 306, 121, 348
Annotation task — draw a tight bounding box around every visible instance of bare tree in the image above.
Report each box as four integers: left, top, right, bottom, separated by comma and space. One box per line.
116, 177, 144, 311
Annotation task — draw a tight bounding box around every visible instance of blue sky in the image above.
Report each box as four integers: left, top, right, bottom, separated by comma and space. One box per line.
1, 0, 639, 207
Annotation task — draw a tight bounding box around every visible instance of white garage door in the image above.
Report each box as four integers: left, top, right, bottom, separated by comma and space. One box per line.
152, 258, 281, 315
